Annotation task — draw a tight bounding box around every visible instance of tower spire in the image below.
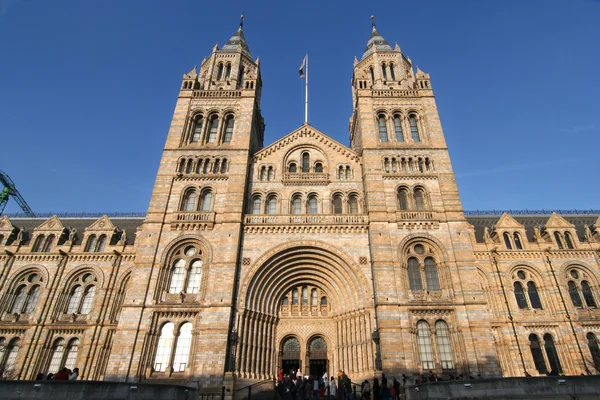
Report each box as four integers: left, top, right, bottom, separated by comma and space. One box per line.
362, 15, 392, 60
239, 12, 244, 29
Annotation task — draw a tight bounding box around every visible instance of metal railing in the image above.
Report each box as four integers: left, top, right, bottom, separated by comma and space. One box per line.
235, 379, 275, 400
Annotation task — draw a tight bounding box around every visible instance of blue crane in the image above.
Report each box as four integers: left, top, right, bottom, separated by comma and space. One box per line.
0, 169, 35, 217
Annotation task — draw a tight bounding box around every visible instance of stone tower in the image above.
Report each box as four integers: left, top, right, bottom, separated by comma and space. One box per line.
349, 20, 499, 375
105, 20, 264, 384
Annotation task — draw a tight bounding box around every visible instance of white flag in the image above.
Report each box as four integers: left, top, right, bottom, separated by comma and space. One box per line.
299, 56, 306, 78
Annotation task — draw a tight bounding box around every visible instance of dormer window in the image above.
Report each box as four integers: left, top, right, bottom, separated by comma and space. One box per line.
302, 153, 310, 173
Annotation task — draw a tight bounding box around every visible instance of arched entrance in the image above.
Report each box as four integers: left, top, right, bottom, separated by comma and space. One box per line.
281, 336, 301, 376
308, 336, 327, 378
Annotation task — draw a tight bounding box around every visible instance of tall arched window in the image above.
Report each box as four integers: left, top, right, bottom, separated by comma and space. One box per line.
564, 232, 575, 249
514, 282, 528, 309
267, 166, 274, 180
32, 235, 44, 252
220, 159, 227, 173
23, 285, 40, 314
96, 235, 107, 252
527, 281, 543, 309
213, 159, 220, 174
543, 334, 562, 374
216, 63, 224, 80
85, 235, 98, 252
186, 260, 203, 294
435, 320, 454, 369
173, 322, 193, 372
398, 188, 409, 210
311, 289, 318, 305
223, 115, 234, 143
332, 195, 343, 214
80, 286, 96, 314
43, 235, 55, 252
267, 196, 277, 215
181, 189, 197, 212
65, 273, 97, 315
224, 64, 231, 80
393, 115, 404, 142
154, 322, 175, 372
369, 67, 375, 85
503, 233, 513, 249
9, 272, 43, 315
384, 158, 390, 173
302, 287, 308, 305
10, 286, 28, 314
199, 189, 213, 211
202, 159, 210, 174
416, 320, 434, 369
302, 153, 310, 173
252, 197, 262, 214
260, 166, 267, 181
514, 233, 523, 249
407, 258, 423, 291
338, 166, 344, 180
424, 257, 440, 291
381, 63, 387, 80
169, 259, 186, 293
207, 116, 219, 143
587, 333, 600, 370
582, 281, 597, 308
414, 188, 426, 210
349, 195, 359, 214
409, 114, 420, 142
167, 244, 205, 296
191, 115, 203, 143
0, 338, 20, 378
64, 339, 79, 370
389, 63, 396, 80
48, 339, 66, 373
292, 196, 302, 215
554, 232, 564, 249
307, 195, 318, 214
378, 114, 388, 142
66, 286, 83, 313
345, 166, 351, 180
568, 281, 583, 308
292, 289, 299, 305
529, 334, 547, 374
238, 66, 245, 87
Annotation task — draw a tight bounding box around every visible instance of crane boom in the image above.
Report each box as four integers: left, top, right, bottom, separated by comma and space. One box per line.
0, 169, 35, 217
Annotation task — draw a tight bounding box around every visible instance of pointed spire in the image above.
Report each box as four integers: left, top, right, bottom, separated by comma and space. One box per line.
362, 15, 392, 60
222, 14, 252, 57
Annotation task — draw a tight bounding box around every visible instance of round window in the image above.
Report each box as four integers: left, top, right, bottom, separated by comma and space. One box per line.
517, 270, 526, 280
570, 270, 579, 279
414, 244, 425, 255
185, 246, 197, 257
28, 274, 39, 283
83, 274, 94, 283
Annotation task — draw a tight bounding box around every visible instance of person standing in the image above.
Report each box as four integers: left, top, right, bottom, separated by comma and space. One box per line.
280, 368, 284, 382
361, 379, 371, 400
69, 368, 79, 380
329, 376, 337, 400
392, 377, 400, 400
372, 378, 380, 400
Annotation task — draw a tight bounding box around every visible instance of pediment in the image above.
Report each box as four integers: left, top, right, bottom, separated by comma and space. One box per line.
544, 212, 575, 229
0, 216, 14, 232
494, 213, 524, 230
253, 124, 359, 162
85, 215, 116, 232
34, 215, 64, 232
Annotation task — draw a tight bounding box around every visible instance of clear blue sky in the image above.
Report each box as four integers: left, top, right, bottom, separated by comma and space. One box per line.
1, 0, 599, 214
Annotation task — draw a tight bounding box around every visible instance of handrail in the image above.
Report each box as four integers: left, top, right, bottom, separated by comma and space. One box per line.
234, 379, 274, 392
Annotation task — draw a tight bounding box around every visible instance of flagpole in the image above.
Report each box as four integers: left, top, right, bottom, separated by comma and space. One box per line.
305, 53, 309, 124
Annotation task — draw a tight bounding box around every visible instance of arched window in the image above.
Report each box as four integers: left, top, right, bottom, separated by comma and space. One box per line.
96, 235, 107, 252
32, 235, 44, 252
543, 334, 562, 374
529, 334, 547, 374
191, 115, 203, 143
332, 195, 343, 214
398, 188, 409, 210
409, 114, 420, 142
43, 235, 55, 253
315, 163, 323, 173
349, 195, 359, 214
424, 257, 440, 291
568, 281, 583, 308
435, 320, 454, 369
393, 115, 403, 142
186, 260, 203, 294
80, 286, 96, 314
199, 190, 213, 211
564, 232, 575, 249
289, 163, 297, 173
338, 166, 344, 180
345, 166, 351, 180
416, 320, 434, 369
66, 286, 83, 314
85, 235, 98, 252
225, 64, 231, 80
554, 232, 564, 249
238, 66, 245, 87
48, 339, 66, 373
252, 197, 262, 214
64, 339, 79, 370
302, 153, 310, 173
407, 257, 423, 291
173, 322, 193, 372
213, 159, 220, 174
267, 166, 274, 181
202, 159, 210, 174
23, 285, 40, 314
414, 188, 426, 210
378, 114, 388, 142
381, 63, 387, 80
307, 195, 318, 214
154, 322, 175, 372
311, 289, 318, 305
220, 159, 227, 173
267, 196, 277, 215
10, 285, 28, 315
207, 116, 219, 143
384, 158, 390, 173
527, 281, 543, 309
514, 282, 528, 309
503, 233, 512, 249
292, 196, 302, 215
292, 289, 299, 305
514, 233, 523, 249
0, 338, 20, 378
181, 189, 197, 212
587, 333, 600, 370
301, 287, 308, 305
391, 158, 398, 172
260, 166, 266, 181
169, 259, 186, 293
223, 115, 234, 143
369, 67, 375, 85
582, 281, 597, 308
184, 159, 192, 174
216, 63, 224, 80
321, 296, 327, 305
281, 297, 289, 305
389, 63, 396, 81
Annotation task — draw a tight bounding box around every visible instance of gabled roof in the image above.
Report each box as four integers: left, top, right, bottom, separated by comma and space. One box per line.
494, 212, 525, 230
252, 124, 360, 162
221, 26, 252, 58
34, 215, 65, 232
545, 212, 576, 229
85, 215, 116, 232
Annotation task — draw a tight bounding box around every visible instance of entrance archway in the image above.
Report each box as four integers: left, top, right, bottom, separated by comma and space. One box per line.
308, 336, 327, 378
281, 336, 301, 376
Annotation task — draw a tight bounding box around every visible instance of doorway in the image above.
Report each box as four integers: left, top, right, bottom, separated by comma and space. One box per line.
283, 359, 301, 376
309, 359, 327, 378
308, 336, 328, 379
281, 336, 301, 377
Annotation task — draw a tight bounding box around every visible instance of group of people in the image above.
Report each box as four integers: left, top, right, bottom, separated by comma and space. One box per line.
361, 373, 407, 400
276, 369, 353, 400
36, 367, 79, 381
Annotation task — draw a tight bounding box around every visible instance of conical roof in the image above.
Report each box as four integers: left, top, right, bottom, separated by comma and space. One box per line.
221, 25, 252, 57
362, 24, 392, 60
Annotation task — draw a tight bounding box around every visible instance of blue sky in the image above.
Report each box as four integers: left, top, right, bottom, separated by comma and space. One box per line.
1, 0, 599, 214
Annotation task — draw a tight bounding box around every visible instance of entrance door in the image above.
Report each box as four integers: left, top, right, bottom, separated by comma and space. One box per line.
309, 359, 327, 378
283, 359, 300, 376
281, 336, 301, 377
308, 336, 328, 379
